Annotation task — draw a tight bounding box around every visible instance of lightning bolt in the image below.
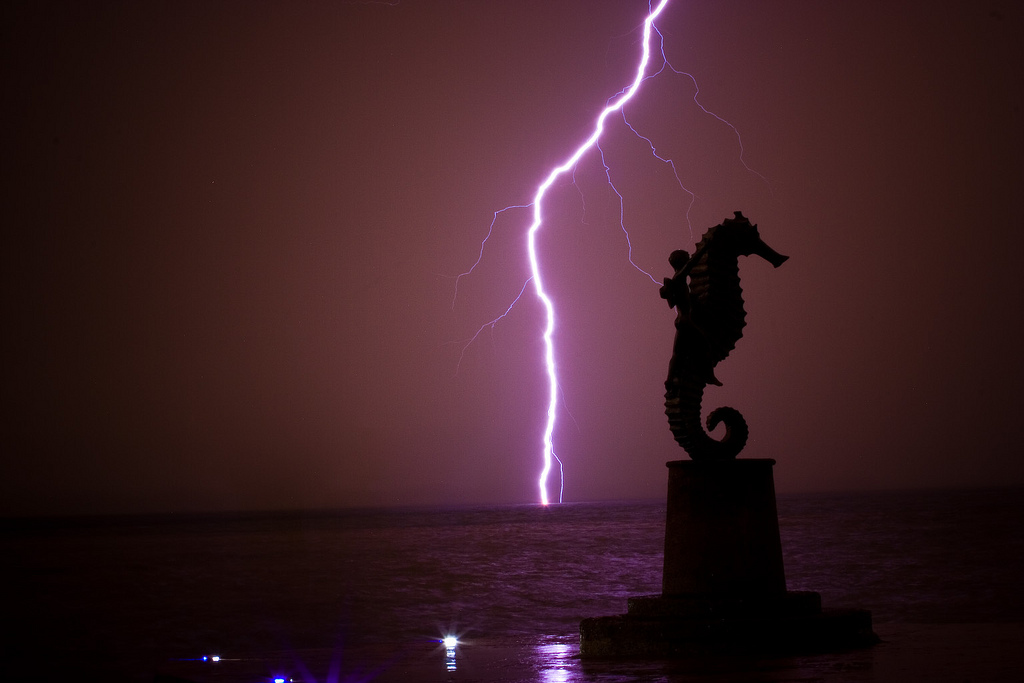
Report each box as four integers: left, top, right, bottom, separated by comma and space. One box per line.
525, 0, 672, 506
453, 0, 766, 506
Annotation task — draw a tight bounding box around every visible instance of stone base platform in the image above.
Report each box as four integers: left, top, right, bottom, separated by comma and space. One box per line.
579, 591, 878, 658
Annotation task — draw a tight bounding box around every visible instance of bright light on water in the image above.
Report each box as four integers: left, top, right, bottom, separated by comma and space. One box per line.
442, 635, 459, 672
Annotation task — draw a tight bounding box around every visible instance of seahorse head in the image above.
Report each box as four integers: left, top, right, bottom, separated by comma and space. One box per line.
718, 211, 789, 268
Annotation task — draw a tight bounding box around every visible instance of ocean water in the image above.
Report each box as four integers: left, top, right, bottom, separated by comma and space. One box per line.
3, 487, 1023, 682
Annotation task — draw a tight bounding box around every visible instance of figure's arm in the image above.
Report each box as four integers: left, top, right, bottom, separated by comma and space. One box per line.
660, 278, 677, 308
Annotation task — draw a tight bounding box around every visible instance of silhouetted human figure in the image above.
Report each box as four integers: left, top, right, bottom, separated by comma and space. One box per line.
660, 249, 721, 390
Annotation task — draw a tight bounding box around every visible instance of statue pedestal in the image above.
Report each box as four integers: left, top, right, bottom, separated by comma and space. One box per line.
662, 459, 786, 596
579, 459, 877, 658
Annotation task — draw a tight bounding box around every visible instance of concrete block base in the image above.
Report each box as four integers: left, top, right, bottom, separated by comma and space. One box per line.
580, 591, 878, 658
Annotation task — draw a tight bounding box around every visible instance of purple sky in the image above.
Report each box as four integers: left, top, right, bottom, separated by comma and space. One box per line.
3, 0, 1022, 516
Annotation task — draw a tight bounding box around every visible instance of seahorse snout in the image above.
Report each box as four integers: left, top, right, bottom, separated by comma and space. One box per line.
751, 239, 789, 268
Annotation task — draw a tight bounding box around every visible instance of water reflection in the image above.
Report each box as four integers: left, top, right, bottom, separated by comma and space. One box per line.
535, 638, 574, 683
445, 643, 457, 672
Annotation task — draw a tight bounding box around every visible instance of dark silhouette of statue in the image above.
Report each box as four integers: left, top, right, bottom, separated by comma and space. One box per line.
661, 212, 788, 461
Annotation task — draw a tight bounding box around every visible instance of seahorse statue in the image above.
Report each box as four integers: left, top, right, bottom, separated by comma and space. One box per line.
660, 212, 788, 461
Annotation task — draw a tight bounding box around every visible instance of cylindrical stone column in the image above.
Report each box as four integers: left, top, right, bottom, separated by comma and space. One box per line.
662, 458, 786, 596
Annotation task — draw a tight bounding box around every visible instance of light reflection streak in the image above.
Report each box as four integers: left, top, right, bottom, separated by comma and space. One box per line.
536, 638, 574, 683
